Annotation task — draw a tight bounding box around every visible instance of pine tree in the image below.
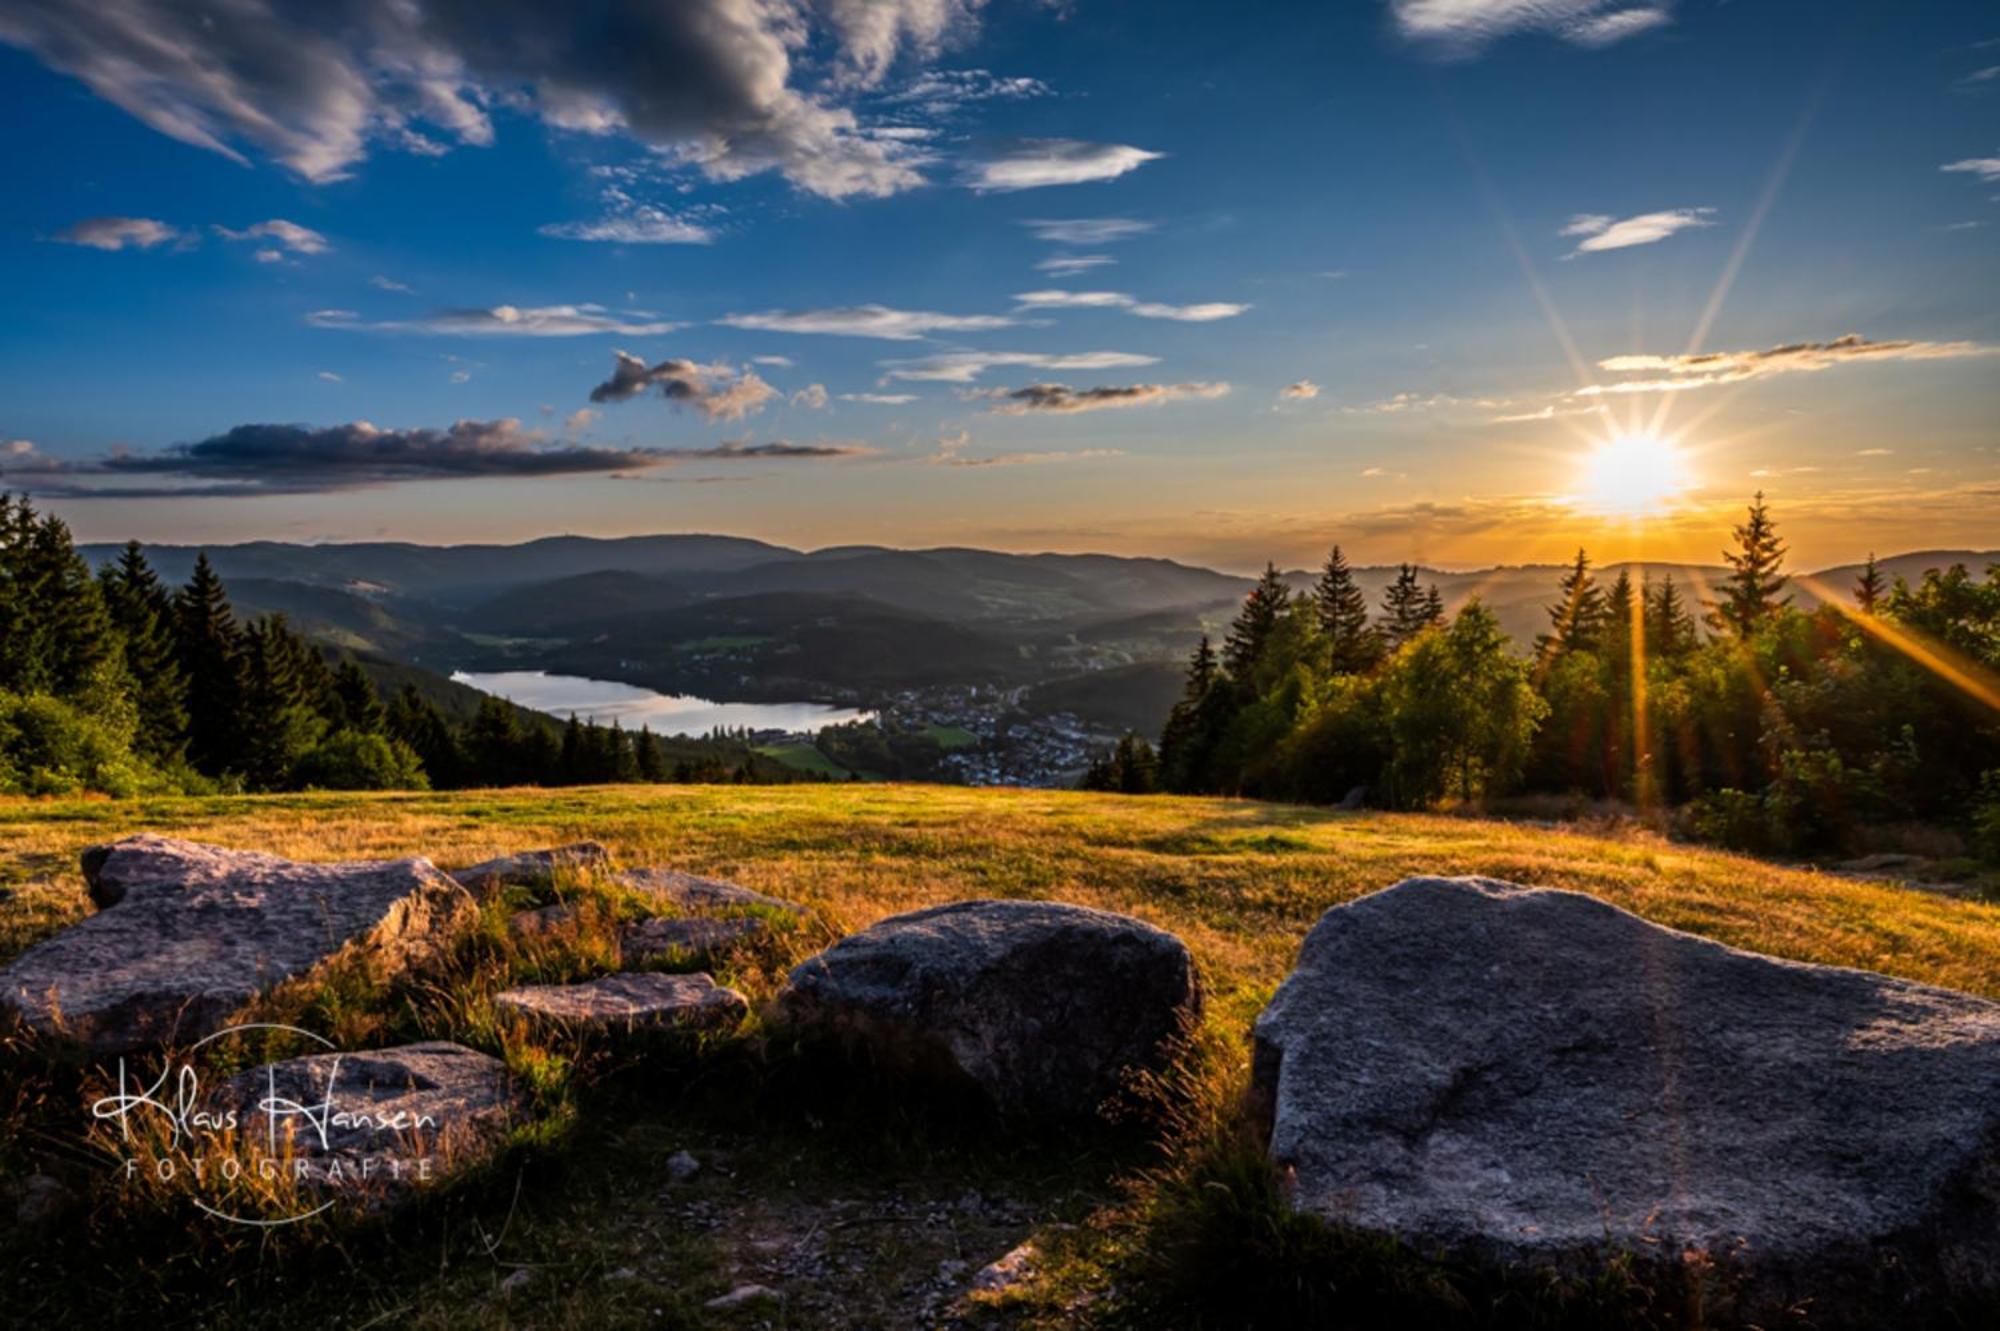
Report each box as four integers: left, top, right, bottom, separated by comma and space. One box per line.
173, 553, 246, 775
237, 616, 325, 788
1604, 567, 1637, 671
0, 498, 116, 699
387, 685, 462, 787
560, 713, 584, 783
635, 723, 665, 781
1313, 545, 1378, 673
1855, 552, 1886, 614
1157, 634, 1223, 793
1223, 564, 1291, 680
1713, 491, 1790, 637
1421, 583, 1445, 628
331, 659, 386, 733
1379, 564, 1434, 651
99, 541, 187, 763
1536, 548, 1607, 661
466, 696, 523, 783
1645, 574, 1697, 660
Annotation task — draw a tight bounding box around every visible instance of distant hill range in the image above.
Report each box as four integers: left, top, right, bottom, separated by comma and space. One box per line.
80, 536, 1997, 735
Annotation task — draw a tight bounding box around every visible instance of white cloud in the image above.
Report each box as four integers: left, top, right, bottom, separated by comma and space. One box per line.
52, 216, 180, 250
840, 391, 919, 404
1011, 290, 1249, 321
370, 275, 413, 293
719, 304, 1013, 340
216, 218, 329, 254
750, 355, 794, 367
964, 141, 1162, 192
1020, 218, 1154, 245
1562, 207, 1715, 255
879, 349, 1160, 383
1034, 253, 1115, 275
540, 207, 716, 245
1942, 154, 2000, 183
309, 304, 681, 337
1279, 380, 1320, 401
589, 351, 778, 421
1394, 1, 1674, 52
791, 382, 830, 409
317, 370, 343, 383
1583, 332, 1999, 395
879, 67, 1052, 115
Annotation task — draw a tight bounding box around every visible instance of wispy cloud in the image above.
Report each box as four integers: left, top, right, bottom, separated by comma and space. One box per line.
1585, 332, 1999, 394
1942, 154, 2000, 183
878, 349, 1160, 383
540, 206, 716, 245
1562, 207, 1715, 255
215, 218, 328, 254
1012, 289, 1249, 321
1279, 380, 1320, 401
980, 382, 1230, 414
879, 68, 1053, 116
719, 305, 1013, 340
588, 351, 778, 421
1020, 218, 1155, 245
964, 141, 1162, 192
53, 216, 181, 251
1035, 253, 1116, 275
1394, 1, 1673, 53
309, 304, 680, 337
928, 431, 1123, 467
840, 392, 919, 404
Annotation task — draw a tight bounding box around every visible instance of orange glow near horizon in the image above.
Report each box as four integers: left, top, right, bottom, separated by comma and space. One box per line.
1573, 432, 1695, 519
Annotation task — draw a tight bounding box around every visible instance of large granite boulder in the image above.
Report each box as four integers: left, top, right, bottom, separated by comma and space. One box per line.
453, 842, 612, 893
494, 971, 748, 1034
776, 899, 1200, 1120
215, 1040, 522, 1207
0, 835, 474, 1053
1252, 876, 2000, 1322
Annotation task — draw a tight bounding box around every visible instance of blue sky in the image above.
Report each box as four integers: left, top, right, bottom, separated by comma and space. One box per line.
0, 0, 1995, 571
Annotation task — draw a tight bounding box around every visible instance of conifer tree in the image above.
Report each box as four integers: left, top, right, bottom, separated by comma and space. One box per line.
1604, 567, 1637, 670
1855, 553, 1885, 614
237, 616, 324, 788
1313, 544, 1378, 673
1645, 574, 1697, 660
99, 541, 187, 763
560, 713, 584, 783
1713, 491, 1790, 637
173, 553, 246, 775
1224, 564, 1291, 681
467, 695, 523, 784
635, 723, 665, 781
1421, 583, 1446, 628
1379, 564, 1434, 651
1536, 548, 1607, 661
331, 658, 386, 732
387, 685, 461, 787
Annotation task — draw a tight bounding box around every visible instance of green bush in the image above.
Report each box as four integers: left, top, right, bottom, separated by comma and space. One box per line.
292, 729, 430, 791
0, 691, 166, 797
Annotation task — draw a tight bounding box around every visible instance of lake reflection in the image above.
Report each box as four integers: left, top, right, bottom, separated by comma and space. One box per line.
452, 670, 872, 736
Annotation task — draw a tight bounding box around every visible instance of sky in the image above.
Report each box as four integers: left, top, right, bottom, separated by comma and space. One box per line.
0, 0, 1995, 574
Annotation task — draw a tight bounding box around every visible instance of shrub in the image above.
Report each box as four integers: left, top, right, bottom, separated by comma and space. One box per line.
292, 728, 429, 791
0, 690, 164, 797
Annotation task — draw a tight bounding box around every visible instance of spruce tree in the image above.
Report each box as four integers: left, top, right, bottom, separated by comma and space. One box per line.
237, 616, 324, 788
1645, 574, 1697, 660
173, 553, 246, 775
1224, 564, 1290, 681
1313, 545, 1378, 673
1421, 583, 1446, 628
1536, 548, 1607, 661
1379, 564, 1433, 651
1855, 553, 1885, 614
635, 724, 665, 781
99, 541, 187, 763
560, 713, 584, 783
331, 659, 386, 732
1604, 567, 1637, 671
387, 685, 462, 787
1713, 491, 1790, 637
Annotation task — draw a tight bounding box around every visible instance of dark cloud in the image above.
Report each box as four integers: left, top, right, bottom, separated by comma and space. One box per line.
0, 1, 983, 196
981, 381, 1231, 414
52, 216, 180, 250
588, 351, 778, 421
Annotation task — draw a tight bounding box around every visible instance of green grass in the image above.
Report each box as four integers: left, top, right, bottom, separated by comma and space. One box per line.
752, 742, 863, 778
920, 723, 981, 750
4, 784, 1999, 1328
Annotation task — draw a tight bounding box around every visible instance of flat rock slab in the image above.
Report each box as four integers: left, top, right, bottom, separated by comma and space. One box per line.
615, 867, 806, 917
494, 972, 748, 1034
216, 1040, 521, 1205
1252, 876, 2000, 1322
777, 899, 1200, 1120
0, 835, 474, 1053
621, 915, 767, 966
506, 903, 581, 941
454, 843, 612, 893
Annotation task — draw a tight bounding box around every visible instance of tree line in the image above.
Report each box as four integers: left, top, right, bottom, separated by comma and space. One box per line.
1103, 494, 2000, 859
0, 495, 783, 796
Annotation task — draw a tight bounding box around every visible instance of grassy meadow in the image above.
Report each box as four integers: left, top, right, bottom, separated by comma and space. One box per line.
3, 784, 1999, 1328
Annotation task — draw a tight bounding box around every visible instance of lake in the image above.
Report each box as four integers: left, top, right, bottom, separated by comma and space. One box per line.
451, 670, 873, 736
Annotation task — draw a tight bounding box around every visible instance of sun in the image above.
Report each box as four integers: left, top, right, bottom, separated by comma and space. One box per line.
1575, 432, 1693, 517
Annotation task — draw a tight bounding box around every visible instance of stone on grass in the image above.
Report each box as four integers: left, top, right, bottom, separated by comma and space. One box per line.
216, 1040, 522, 1203
506, 903, 581, 942
621, 915, 766, 966
616, 867, 806, 917
972, 1240, 1039, 1293
454, 843, 612, 893
776, 899, 1200, 1120
494, 972, 747, 1035
665, 1149, 702, 1183
1251, 876, 2000, 1324
0, 835, 474, 1053
706, 1283, 779, 1310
